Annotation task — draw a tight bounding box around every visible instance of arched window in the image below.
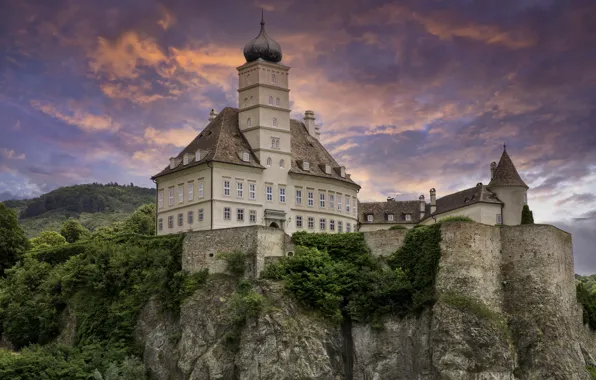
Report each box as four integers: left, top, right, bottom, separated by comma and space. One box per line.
250, 96, 254, 105
273, 118, 278, 127
268, 96, 273, 105
247, 118, 252, 127
279, 159, 284, 168
266, 157, 272, 167
246, 74, 251, 85
276, 97, 280, 106
244, 98, 248, 107
271, 73, 277, 84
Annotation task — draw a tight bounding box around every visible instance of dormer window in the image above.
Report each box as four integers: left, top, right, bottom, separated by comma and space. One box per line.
340, 167, 346, 178
367, 214, 373, 222
273, 118, 278, 127
242, 152, 250, 162
405, 213, 412, 222
302, 161, 310, 171
247, 118, 252, 127
183, 153, 194, 166
269, 96, 273, 105
387, 214, 394, 221
324, 165, 331, 174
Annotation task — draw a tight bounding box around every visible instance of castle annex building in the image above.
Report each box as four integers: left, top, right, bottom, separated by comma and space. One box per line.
151, 16, 360, 235
359, 147, 529, 231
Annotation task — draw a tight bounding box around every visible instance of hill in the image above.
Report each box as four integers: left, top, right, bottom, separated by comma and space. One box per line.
2, 183, 155, 237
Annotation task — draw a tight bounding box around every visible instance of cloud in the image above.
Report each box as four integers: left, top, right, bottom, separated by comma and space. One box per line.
0, 148, 25, 160
30, 101, 120, 132
557, 193, 596, 206
157, 6, 176, 31
144, 126, 199, 147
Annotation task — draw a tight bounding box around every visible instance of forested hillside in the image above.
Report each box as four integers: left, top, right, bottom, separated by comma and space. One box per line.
3, 183, 155, 237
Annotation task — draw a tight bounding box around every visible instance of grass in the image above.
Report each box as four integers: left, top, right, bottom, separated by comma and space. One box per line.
437, 215, 474, 224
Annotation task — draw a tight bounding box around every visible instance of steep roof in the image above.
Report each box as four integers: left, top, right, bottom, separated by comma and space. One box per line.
152, 107, 359, 188
432, 184, 502, 215
359, 200, 422, 224
488, 149, 528, 189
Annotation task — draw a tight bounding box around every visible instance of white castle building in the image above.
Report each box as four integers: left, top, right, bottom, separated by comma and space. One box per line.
152, 16, 361, 235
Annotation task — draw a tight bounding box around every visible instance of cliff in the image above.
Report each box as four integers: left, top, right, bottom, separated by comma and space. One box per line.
134, 222, 596, 380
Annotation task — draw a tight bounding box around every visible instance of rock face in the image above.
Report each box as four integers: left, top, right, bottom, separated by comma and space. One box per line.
136, 223, 596, 380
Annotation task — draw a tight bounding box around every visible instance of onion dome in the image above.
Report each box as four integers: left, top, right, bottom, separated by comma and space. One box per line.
243, 12, 282, 63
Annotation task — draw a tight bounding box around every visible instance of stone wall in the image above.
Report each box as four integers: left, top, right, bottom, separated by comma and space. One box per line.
362, 229, 408, 257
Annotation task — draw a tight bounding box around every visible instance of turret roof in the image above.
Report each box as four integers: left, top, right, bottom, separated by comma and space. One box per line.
488, 148, 528, 189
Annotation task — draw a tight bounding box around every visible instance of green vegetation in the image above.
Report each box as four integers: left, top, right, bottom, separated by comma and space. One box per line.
389, 225, 407, 230
521, 205, 534, 224
0, 232, 207, 377
577, 275, 596, 330
217, 251, 247, 277
437, 215, 474, 223
263, 226, 442, 326
3, 183, 155, 237
60, 219, 91, 243
0, 204, 29, 275
30, 231, 68, 250
586, 365, 596, 379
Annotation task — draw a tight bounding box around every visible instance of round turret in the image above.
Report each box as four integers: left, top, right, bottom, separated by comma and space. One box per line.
243, 15, 282, 63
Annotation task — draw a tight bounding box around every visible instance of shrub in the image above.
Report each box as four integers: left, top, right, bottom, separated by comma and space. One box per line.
217, 251, 246, 277
437, 216, 474, 224
577, 282, 596, 330
521, 205, 534, 225
388, 225, 407, 230
586, 365, 596, 379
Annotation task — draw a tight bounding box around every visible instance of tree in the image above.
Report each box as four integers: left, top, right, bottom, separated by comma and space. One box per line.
30, 231, 68, 250
60, 218, 90, 243
122, 204, 156, 235
521, 205, 534, 224
0, 203, 29, 275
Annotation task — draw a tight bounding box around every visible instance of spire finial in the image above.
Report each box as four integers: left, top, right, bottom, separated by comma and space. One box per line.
503, 142, 507, 152
261, 9, 264, 25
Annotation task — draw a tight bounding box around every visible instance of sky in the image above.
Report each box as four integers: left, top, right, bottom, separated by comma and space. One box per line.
0, 0, 595, 272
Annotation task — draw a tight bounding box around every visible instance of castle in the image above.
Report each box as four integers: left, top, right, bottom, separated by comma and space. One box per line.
152, 17, 530, 236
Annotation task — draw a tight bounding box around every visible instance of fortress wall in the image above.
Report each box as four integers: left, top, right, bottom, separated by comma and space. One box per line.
362, 229, 409, 258
500, 224, 575, 315
437, 222, 504, 312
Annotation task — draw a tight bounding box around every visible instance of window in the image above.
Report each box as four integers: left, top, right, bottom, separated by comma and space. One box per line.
199, 182, 204, 198
198, 208, 204, 222
338, 221, 343, 233
497, 214, 502, 224
308, 191, 314, 207
223, 180, 230, 196
346, 196, 350, 212
177, 213, 183, 227
319, 218, 326, 231
320, 193, 326, 208
249, 183, 256, 200
296, 216, 303, 228
353, 198, 357, 215
524, 193, 527, 204
249, 210, 256, 223
308, 217, 314, 229
250, 96, 254, 104
188, 211, 194, 224
296, 189, 302, 205
338, 195, 342, 211
246, 74, 250, 85
269, 96, 273, 105
237, 208, 244, 221
279, 159, 284, 168
266, 157, 272, 167
276, 97, 280, 106
405, 214, 412, 222
168, 216, 174, 228
244, 97, 248, 107
330, 220, 335, 231
247, 118, 252, 127
178, 187, 184, 203
273, 118, 278, 127
158, 192, 163, 209
303, 161, 310, 170
158, 218, 163, 231
188, 183, 194, 201
367, 214, 373, 222
279, 187, 286, 203
224, 207, 231, 220
271, 137, 280, 149
388, 214, 394, 221
271, 73, 277, 83
346, 223, 351, 232
242, 152, 250, 162
266, 185, 273, 201
237, 182, 243, 198
329, 194, 335, 209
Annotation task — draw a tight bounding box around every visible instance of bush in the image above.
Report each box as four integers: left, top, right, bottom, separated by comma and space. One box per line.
217, 251, 246, 277
437, 216, 474, 224
577, 282, 596, 330
586, 365, 596, 379
521, 205, 534, 224
389, 225, 407, 230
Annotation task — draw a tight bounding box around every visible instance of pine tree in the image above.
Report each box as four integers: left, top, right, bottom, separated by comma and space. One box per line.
521, 205, 534, 224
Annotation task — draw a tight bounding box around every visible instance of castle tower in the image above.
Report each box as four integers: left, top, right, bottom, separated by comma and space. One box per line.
237, 13, 292, 169
487, 145, 529, 225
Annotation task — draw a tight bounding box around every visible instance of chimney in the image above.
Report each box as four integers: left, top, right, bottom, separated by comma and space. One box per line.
430, 188, 436, 214
304, 110, 319, 140
419, 194, 425, 220
490, 161, 497, 179
209, 109, 218, 121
